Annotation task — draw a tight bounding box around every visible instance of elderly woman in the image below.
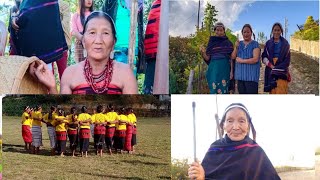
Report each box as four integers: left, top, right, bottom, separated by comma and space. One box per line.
201, 22, 234, 94
262, 22, 291, 94
232, 24, 261, 94
31, 11, 138, 94
188, 103, 280, 180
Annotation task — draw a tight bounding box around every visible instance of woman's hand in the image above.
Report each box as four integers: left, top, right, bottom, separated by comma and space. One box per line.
236, 57, 243, 63
188, 161, 205, 180
230, 71, 234, 80
200, 45, 206, 54
235, 39, 240, 48
30, 60, 57, 93
12, 17, 19, 30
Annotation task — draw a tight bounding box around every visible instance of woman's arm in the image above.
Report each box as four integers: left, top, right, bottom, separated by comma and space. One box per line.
200, 46, 210, 61
71, 13, 83, 41
231, 40, 240, 60
60, 65, 74, 94
121, 64, 138, 94
236, 48, 260, 64
230, 59, 234, 80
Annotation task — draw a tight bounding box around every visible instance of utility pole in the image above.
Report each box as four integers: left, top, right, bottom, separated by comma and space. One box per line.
197, 0, 201, 93
284, 17, 288, 39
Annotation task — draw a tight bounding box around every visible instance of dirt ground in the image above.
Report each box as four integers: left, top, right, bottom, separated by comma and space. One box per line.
258, 51, 319, 94
278, 155, 319, 180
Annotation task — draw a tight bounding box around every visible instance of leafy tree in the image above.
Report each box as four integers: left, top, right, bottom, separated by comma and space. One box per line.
257, 32, 267, 44
293, 16, 319, 41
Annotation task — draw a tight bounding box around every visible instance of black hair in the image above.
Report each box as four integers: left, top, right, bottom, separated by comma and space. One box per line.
270, 22, 284, 39
24, 106, 29, 111
96, 105, 104, 113
219, 103, 256, 141
242, 24, 255, 40
48, 106, 57, 120
82, 11, 117, 42
81, 106, 87, 113
78, 0, 94, 27
36, 105, 42, 111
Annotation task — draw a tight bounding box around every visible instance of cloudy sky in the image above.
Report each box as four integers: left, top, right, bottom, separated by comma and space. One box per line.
169, 0, 319, 41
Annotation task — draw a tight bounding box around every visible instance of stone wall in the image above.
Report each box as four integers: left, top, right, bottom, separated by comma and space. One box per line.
290, 36, 319, 59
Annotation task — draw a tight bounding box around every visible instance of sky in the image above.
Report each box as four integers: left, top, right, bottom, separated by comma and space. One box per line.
171, 95, 319, 168
169, 0, 319, 41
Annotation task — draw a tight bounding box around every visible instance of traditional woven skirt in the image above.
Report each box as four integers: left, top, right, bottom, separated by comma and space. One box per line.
94, 125, 106, 150
47, 126, 56, 148
270, 79, 288, 94
75, 40, 85, 63
22, 125, 32, 143
131, 126, 137, 146
56, 131, 67, 153
115, 130, 126, 150
125, 125, 133, 151
68, 129, 78, 150
79, 128, 90, 152
105, 126, 116, 149
206, 57, 230, 94
32, 126, 42, 147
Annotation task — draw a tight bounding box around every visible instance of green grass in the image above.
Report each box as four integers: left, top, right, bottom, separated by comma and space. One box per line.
3, 116, 171, 180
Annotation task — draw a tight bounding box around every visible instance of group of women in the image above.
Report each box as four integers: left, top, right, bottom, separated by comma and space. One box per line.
8, 0, 139, 94
21, 104, 137, 157
202, 22, 291, 94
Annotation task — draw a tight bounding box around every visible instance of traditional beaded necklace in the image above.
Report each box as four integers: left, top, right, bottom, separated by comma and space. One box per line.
83, 58, 113, 94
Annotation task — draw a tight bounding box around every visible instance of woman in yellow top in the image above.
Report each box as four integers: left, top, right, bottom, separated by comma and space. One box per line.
115, 107, 128, 154
21, 106, 32, 151
125, 108, 135, 154
31, 105, 45, 154
52, 108, 69, 157
77, 106, 92, 157
92, 105, 108, 156
105, 104, 118, 155
128, 108, 137, 153
66, 107, 78, 157
42, 106, 58, 156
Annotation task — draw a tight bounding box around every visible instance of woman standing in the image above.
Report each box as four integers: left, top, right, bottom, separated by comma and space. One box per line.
66, 107, 79, 157
115, 107, 128, 154
71, 0, 94, 63
262, 22, 291, 94
31, 105, 44, 154
232, 24, 261, 94
21, 106, 32, 152
43, 106, 58, 156
201, 22, 234, 94
91, 105, 107, 156
128, 108, 137, 153
77, 106, 92, 157
105, 104, 118, 155
53, 109, 68, 157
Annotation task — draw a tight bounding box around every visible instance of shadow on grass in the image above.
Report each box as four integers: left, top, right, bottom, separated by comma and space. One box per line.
135, 153, 162, 160
3, 143, 53, 156
157, 176, 171, 179
122, 159, 168, 166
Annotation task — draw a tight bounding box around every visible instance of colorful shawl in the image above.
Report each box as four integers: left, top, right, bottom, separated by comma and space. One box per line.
262, 36, 290, 92
202, 135, 280, 180
205, 36, 233, 65
16, 0, 67, 64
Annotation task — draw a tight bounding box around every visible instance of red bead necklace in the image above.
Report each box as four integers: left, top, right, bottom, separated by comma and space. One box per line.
83, 58, 113, 94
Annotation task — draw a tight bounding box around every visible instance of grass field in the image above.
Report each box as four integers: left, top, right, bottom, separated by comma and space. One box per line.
3, 116, 170, 180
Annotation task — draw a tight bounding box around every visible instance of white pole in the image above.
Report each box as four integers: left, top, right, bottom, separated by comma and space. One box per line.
153, 0, 169, 94
128, 0, 138, 70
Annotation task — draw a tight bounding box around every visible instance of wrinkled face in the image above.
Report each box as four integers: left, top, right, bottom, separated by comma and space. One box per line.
272, 25, 282, 40
224, 108, 249, 141
215, 26, 225, 37
82, 17, 115, 61
85, 0, 93, 8
242, 27, 252, 41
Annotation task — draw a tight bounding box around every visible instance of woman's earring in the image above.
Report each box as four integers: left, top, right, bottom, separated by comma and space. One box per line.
110, 50, 115, 59
83, 49, 87, 57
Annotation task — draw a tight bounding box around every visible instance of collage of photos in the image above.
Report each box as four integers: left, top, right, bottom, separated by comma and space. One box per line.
0, 0, 319, 180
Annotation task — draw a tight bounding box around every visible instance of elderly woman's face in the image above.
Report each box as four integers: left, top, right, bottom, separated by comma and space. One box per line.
83, 17, 115, 61
223, 108, 249, 141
